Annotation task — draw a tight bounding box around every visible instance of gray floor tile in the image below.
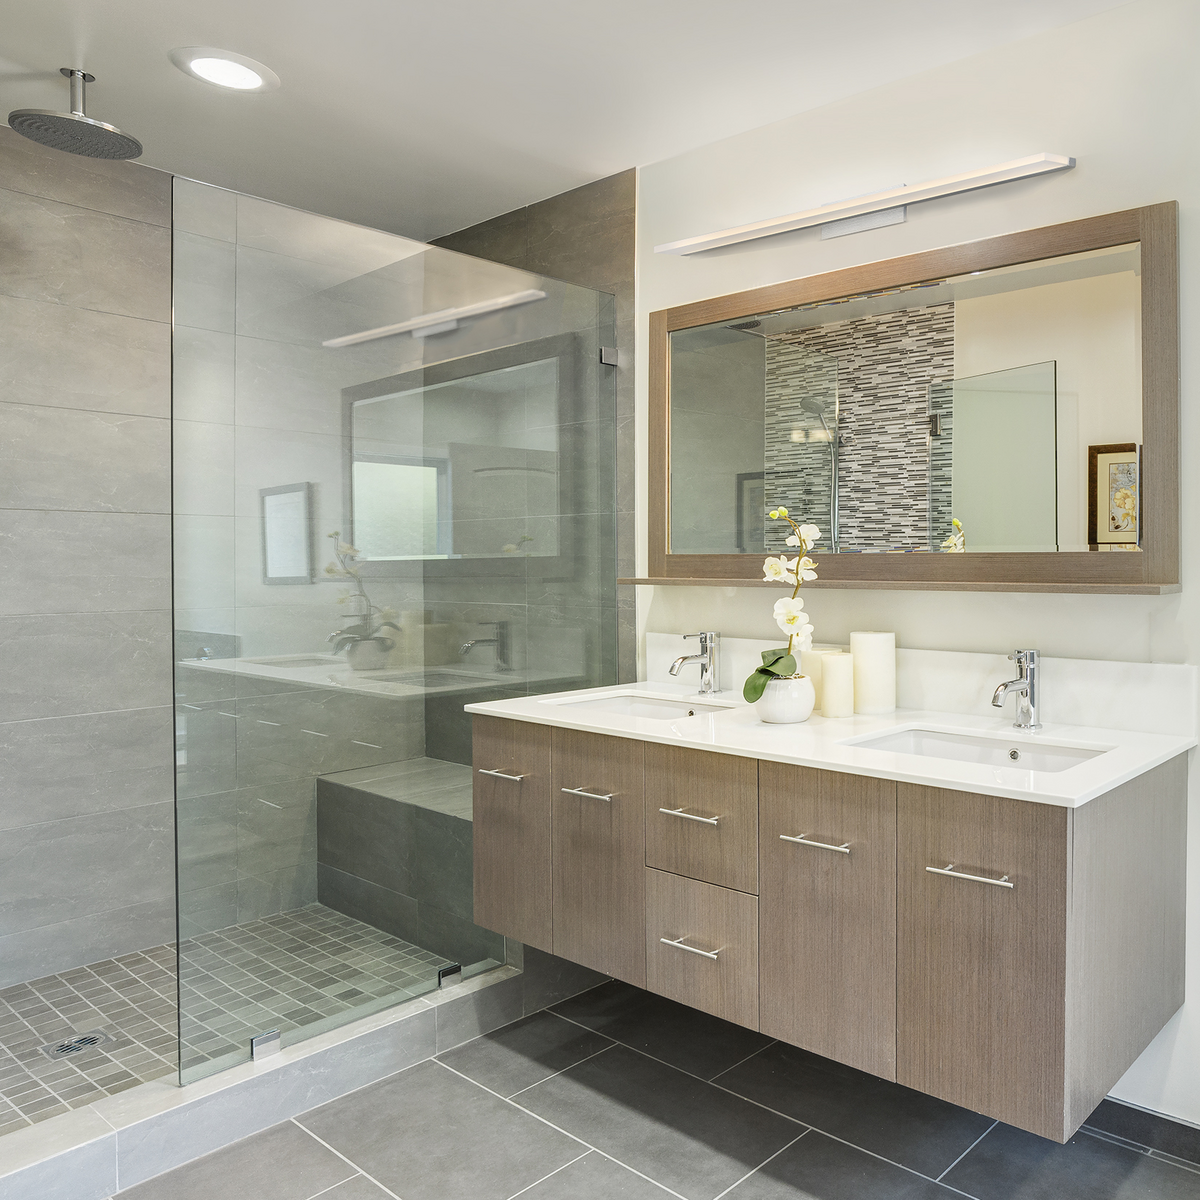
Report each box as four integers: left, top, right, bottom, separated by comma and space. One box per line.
314, 1177, 394, 1200
942, 1123, 1200, 1200
517, 1043, 802, 1200
438, 1011, 613, 1097
714, 1040, 994, 1178
115, 1121, 357, 1200
725, 1132, 959, 1200
297, 1059, 583, 1200
519, 1151, 677, 1199
551, 981, 772, 1080
1084, 1099, 1200, 1166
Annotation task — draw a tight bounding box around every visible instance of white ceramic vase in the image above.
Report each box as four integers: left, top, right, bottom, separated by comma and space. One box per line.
755, 673, 816, 724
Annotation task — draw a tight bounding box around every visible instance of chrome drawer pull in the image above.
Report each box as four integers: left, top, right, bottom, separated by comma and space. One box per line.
561, 786, 614, 802
478, 768, 526, 782
659, 806, 719, 826
780, 834, 850, 854
926, 864, 1014, 889
660, 936, 720, 960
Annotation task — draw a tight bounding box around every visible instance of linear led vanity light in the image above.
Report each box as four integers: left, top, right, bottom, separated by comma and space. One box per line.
654, 153, 1075, 256
322, 289, 547, 347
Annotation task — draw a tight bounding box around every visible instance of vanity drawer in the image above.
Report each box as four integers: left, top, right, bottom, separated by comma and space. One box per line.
645, 745, 758, 893
646, 867, 758, 1029
473, 715, 553, 953
551, 728, 646, 987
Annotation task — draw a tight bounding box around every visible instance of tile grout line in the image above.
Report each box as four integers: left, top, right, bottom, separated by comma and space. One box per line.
501, 1149, 592, 1200
1079, 1126, 1200, 1176
306, 1172, 366, 1200
289, 1118, 403, 1200
935, 1119, 998, 1182
707, 1039, 777, 1084
434, 1058, 691, 1200
710, 1129, 811, 1200
503, 1041, 618, 1100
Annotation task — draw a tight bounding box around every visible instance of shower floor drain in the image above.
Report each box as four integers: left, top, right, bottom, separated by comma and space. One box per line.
38, 1029, 115, 1061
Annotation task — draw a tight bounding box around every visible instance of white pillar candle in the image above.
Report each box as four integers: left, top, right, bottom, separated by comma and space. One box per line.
821, 653, 854, 717
850, 631, 896, 714
800, 648, 840, 708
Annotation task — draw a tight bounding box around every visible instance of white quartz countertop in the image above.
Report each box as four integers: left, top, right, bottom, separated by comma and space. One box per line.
465, 681, 1195, 808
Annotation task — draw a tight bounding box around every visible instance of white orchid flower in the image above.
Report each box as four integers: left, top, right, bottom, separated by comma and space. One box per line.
798, 523, 822, 547
784, 534, 801, 546
773, 598, 814, 646
796, 555, 818, 581
762, 555, 798, 585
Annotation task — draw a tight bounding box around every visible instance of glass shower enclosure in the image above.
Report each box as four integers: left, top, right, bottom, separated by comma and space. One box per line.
172, 180, 616, 1082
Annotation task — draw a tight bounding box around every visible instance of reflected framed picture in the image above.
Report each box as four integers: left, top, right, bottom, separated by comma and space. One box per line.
260, 482, 315, 584
736, 472, 766, 553
1088, 444, 1140, 549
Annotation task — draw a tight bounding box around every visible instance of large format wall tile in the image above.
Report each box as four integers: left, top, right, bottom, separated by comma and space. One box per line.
172, 231, 236, 333
0, 706, 173, 831
0, 187, 170, 319
0, 294, 169, 416
0, 126, 171, 226
0, 403, 169, 513
0, 897, 176, 990
0, 610, 173, 721
0, 510, 171, 615
0, 801, 174, 936
172, 326, 235, 425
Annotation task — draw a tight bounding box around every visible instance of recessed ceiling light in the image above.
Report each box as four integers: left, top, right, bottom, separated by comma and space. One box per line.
169, 47, 280, 92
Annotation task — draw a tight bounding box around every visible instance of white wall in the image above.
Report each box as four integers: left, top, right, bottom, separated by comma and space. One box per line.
634, 0, 1200, 1124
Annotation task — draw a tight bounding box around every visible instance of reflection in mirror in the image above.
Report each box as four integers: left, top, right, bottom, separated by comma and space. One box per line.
669, 243, 1141, 555
349, 358, 561, 560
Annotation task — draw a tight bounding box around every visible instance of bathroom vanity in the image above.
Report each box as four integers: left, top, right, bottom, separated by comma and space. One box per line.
466, 680, 1190, 1143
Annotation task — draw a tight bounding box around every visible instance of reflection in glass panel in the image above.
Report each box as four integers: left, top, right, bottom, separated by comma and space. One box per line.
668, 243, 1141, 555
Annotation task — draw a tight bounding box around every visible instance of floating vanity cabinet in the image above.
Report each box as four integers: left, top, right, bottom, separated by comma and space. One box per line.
472, 715, 553, 953
646, 867, 758, 1029
551, 729, 646, 987
897, 755, 1187, 1142
645, 745, 759, 894
759, 764, 897, 1080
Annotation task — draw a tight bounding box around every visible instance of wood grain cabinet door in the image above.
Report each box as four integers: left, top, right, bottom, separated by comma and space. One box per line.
646, 867, 758, 1029
472, 716, 553, 953
645, 745, 758, 893
552, 729, 646, 987
759, 764, 897, 1080
897, 784, 1069, 1140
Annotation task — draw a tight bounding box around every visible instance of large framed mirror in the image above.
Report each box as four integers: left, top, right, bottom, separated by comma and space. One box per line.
646, 204, 1178, 593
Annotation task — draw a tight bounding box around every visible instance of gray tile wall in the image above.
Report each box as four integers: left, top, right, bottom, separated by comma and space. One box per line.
433, 171, 637, 681
0, 128, 176, 986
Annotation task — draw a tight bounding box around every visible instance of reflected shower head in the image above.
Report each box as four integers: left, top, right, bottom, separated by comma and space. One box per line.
8, 69, 142, 160
799, 397, 828, 417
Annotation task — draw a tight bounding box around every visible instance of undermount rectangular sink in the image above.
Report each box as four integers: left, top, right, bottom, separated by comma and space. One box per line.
244, 655, 342, 668
368, 670, 490, 688
547, 693, 729, 720
848, 727, 1110, 773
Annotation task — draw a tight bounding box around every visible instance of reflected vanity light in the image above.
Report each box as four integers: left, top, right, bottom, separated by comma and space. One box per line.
322, 289, 547, 348
654, 153, 1075, 255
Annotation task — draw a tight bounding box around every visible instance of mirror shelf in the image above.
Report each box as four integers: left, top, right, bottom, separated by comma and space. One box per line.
647, 203, 1178, 595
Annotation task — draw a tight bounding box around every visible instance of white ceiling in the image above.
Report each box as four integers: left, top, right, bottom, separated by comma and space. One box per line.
0, 0, 1129, 241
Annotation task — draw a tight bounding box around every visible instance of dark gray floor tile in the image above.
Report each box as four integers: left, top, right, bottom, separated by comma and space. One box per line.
715, 1041, 993, 1178
116, 1121, 356, 1200
1084, 1099, 1200, 1166
551, 980, 772, 1079
726, 1131, 959, 1200
517, 1043, 802, 1200
521, 1151, 676, 1199
439, 1010, 613, 1096
297, 1058, 582, 1200
943, 1123, 1200, 1200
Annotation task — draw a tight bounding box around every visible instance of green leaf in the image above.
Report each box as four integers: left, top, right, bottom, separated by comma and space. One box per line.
771, 653, 797, 677
743, 668, 773, 703
760, 647, 791, 669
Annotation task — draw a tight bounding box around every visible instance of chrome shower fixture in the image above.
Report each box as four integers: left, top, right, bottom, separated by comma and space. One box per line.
8, 68, 143, 159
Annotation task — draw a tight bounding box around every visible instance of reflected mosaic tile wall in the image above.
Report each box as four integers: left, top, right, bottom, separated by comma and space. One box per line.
764, 303, 955, 551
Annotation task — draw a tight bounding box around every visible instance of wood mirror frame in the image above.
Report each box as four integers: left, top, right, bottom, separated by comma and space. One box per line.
641, 203, 1178, 594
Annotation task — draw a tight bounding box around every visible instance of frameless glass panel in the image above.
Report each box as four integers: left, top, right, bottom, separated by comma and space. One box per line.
668, 243, 1141, 555
172, 178, 616, 1084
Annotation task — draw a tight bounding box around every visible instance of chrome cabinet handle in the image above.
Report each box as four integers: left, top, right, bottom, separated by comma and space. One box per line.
660, 936, 720, 960
561, 786, 614, 802
659, 806, 719, 825
478, 768, 526, 782
926, 864, 1014, 889
780, 834, 850, 854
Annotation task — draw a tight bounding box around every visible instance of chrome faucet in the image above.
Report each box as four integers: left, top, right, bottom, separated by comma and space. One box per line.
459, 620, 513, 672
669, 631, 721, 695
992, 649, 1041, 731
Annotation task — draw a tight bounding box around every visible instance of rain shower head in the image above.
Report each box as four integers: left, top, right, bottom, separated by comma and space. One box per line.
799, 397, 828, 417
8, 69, 142, 160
